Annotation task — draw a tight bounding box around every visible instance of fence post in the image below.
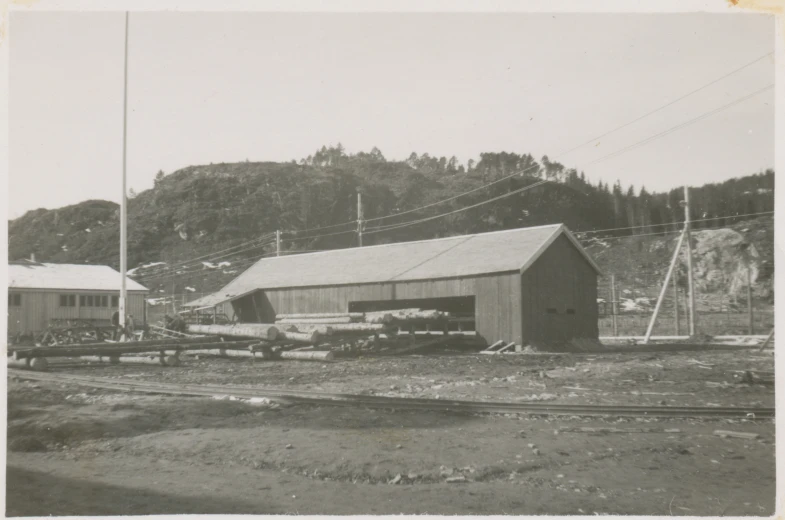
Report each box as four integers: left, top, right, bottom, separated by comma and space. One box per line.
611, 274, 618, 337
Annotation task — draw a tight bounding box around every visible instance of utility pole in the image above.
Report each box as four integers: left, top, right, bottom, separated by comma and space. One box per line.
119, 11, 129, 332
610, 275, 618, 337
357, 192, 363, 247
747, 265, 754, 335
276, 230, 281, 257
673, 269, 680, 336
683, 186, 697, 336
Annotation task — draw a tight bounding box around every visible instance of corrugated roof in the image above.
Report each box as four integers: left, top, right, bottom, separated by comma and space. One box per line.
8, 262, 149, 292
185, 224, 600, 308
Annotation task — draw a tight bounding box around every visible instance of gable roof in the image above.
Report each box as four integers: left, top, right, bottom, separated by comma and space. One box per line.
184, 224, 600, 308
8, 262, 149, 292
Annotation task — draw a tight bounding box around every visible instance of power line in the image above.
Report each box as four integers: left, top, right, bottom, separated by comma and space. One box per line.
578, 214, 773, 242
133, 54, 772, 280
136, 238, 276, 281
560, 52, 773, 158
361, 52, 773, 225
583, 84, 774, 167
364, 180, 550, 235
363, 84, 773, 236
574, 210, 774, 237
131, 231, 276, 278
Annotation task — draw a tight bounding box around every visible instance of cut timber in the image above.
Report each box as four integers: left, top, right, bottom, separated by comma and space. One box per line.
713, 430, 760, 440
484, 340, 506, 352
187, 323, 279, 340
278, 330, 321, 344
80, 355, 121, 365
7, 357, 30, 369
330, 323, 386, 332
283, 324, 334, 337
181, 348, 274, 360
113, 355, 174, 366
29, 357, 49, 371
279, 350, 334, 361
10, 340, 259, 359
276, 313, 363, 320
277, 317, 353, 324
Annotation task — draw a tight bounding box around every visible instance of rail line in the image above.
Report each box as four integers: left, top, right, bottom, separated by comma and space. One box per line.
8, 369, 774, 419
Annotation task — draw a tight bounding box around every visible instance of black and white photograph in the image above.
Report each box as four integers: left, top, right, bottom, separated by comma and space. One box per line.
2, 1, 781, 516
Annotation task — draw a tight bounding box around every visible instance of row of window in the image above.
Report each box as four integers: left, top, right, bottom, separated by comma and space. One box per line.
9, 293, 123, 308
59, 294, 120, 308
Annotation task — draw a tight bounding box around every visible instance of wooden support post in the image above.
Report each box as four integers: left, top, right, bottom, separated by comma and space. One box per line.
747, 266, 754, 335
643, 227, 687, 344
672, 270, 680, 336
611, 274, 618, 337
276, 230, 281, 256
758, 328, 774, 352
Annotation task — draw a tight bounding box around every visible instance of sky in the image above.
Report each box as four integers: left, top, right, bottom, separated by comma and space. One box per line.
8, 11, 775, 219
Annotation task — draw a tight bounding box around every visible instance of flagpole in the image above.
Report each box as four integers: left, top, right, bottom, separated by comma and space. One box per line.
120, 11, 129, 333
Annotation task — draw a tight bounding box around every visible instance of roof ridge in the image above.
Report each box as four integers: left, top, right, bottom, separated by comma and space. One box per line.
267, 223, 565, 263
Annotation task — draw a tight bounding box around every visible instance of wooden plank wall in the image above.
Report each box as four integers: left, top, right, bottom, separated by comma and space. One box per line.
520, 234, 598, 342
7, 290, 146, 336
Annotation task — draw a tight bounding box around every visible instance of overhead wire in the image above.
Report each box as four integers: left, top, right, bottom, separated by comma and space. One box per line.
134, 53, 773, 283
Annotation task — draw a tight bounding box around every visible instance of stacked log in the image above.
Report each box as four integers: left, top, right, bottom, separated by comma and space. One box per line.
276, 313, 363, 320
278, 330, 322, 344
186, 324, 279, 340
276, 316, 353, 325
365, 309, 451, 324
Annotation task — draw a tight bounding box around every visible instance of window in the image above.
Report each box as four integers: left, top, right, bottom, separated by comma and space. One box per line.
8, 293, 21, 306
60, 294, 76, 307
101, 295, 108, 307
546, 308, 558, 314
111, 295, 119, 308
566, 309, 576, 315
80, 295, 86, 307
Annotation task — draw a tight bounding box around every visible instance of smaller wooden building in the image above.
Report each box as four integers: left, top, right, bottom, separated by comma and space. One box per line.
7, 261, 148, 336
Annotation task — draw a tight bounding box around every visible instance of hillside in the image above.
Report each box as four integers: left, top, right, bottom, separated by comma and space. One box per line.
8, 147, 774, 305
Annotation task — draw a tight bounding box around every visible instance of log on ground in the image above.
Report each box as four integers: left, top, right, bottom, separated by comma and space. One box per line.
279, 350, 334, 361
186, 324, 279, 340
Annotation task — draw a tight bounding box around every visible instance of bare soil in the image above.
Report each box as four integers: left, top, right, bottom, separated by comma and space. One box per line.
6, 348, 775, 516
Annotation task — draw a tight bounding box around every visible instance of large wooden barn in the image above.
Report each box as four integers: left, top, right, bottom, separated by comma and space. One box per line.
185, 224, 601, 345
7, 261, 148, 337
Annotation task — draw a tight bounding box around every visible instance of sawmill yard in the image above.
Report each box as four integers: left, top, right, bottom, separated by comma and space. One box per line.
6, 344, 775, 516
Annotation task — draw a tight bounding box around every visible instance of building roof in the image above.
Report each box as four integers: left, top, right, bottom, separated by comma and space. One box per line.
184, 224, 600, 308
8, 262, 149, 292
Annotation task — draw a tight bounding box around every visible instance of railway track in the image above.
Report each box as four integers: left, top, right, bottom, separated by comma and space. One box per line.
8, 369, 775, 419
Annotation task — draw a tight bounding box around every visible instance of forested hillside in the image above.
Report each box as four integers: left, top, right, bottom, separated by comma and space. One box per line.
8, 145, 774, 301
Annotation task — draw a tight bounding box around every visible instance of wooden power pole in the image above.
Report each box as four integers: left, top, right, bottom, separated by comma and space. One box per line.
684, 186, 697, 336
357, 192, 363, 247
610, 274, 618, 337
276, 230, 281, 257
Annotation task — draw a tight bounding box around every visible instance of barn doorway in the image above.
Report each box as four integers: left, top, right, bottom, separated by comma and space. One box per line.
348, 296, 475, 332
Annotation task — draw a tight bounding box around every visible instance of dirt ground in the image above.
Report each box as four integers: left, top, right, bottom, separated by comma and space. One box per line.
6, 348, 776, 516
